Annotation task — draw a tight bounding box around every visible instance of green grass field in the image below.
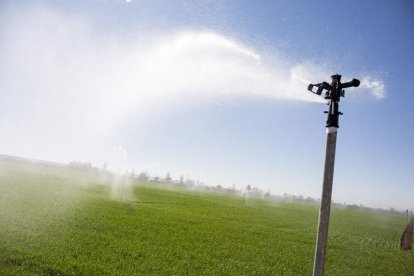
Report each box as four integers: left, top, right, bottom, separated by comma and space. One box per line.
0, 157, 413, 275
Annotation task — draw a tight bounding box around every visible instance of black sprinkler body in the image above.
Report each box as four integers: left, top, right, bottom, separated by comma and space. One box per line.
308, 74, 360, 128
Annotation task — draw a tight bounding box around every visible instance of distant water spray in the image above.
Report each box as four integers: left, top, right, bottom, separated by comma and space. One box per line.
111, 173, 129, 201
108, 145, 135, 201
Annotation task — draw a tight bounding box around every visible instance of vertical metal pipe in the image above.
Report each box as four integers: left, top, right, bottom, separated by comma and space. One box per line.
313, 127, 337, 276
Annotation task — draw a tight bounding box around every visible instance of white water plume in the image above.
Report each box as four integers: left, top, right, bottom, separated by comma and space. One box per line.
0, 4, 385, 164
360, 77, 386, 99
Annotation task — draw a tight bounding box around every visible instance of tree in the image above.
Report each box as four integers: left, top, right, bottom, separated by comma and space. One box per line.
137, 171, 149, 181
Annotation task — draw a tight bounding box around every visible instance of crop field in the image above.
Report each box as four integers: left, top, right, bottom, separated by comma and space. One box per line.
0, 157, 413, 275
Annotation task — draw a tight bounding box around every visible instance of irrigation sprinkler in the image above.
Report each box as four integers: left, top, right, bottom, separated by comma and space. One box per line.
308, 74, 360, 276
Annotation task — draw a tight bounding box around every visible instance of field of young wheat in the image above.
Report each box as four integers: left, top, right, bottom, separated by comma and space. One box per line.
0, 157, 412, 275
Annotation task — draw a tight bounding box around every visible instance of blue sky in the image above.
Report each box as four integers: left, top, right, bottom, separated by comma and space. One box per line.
0, 0, 413, 210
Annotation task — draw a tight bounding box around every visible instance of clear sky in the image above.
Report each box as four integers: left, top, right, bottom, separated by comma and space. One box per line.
0, 0, 413, 210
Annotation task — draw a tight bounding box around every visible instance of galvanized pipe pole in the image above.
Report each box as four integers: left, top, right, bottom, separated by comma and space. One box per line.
307, 74, 360, 276
313, 126, 337, 276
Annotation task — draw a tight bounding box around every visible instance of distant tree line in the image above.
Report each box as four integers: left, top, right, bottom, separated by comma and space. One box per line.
73, 160, 409, 215
68, 161, 98, 172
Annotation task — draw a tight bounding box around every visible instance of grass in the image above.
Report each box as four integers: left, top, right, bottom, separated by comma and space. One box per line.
0, 156, 413, 275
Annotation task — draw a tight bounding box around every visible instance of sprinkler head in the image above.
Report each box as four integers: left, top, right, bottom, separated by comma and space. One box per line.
307, 74, 360, 128
331, 74, 341, 85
